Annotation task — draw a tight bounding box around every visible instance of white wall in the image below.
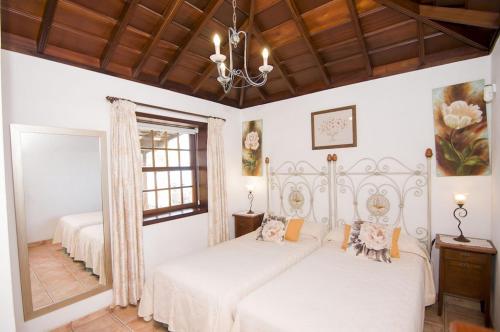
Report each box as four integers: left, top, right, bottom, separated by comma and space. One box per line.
1, 50, 246, 331
242, 56, 493, 282
22, 134, 102, 243
490, 38, 500, 326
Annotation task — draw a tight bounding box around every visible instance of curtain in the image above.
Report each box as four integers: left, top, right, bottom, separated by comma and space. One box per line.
207, 118, 229, 246
110, 100, 145, 306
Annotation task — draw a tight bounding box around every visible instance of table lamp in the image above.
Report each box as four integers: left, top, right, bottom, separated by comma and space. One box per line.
453, 193, 470, 243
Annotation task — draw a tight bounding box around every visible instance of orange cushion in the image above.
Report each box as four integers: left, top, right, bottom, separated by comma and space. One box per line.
341, 224, 351, 250
285, 219, 304, 242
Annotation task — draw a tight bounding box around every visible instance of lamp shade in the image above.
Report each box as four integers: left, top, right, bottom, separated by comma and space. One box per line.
454, 193, 467, 205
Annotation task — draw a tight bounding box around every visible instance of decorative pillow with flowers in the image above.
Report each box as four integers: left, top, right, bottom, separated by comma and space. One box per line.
256, 214, 287, 243
343, 220, 400, 263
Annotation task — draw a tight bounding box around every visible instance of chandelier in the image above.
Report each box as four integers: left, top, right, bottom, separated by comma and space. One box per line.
210, 0, 273, 94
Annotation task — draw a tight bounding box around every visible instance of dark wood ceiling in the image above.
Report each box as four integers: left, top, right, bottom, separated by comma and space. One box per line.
2, 0, 499, 108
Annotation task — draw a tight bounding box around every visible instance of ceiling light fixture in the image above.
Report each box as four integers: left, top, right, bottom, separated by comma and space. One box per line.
210, 0, 273, 94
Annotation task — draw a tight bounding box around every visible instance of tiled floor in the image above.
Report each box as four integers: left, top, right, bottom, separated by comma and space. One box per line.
52, 294, 487, 332
29, 242, 99, 310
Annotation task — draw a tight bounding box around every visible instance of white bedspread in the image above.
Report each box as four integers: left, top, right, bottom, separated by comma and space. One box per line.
52, 211, 102, 255
72, 224, 105, 284
232, 243, 435, 332
138, 231, 322, 332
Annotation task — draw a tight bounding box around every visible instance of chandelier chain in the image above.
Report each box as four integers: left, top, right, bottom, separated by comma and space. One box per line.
232, 0, 237, 30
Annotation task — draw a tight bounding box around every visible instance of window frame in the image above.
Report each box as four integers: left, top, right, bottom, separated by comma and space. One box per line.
137, 112, 208, 226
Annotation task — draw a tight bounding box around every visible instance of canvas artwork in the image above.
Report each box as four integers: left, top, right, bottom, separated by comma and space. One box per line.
242, 120, 263, 176
432, 79, 490, 176
311, 105, 357, 150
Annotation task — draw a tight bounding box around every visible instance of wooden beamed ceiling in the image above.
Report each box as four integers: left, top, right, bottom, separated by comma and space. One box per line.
1, 0, 499, 108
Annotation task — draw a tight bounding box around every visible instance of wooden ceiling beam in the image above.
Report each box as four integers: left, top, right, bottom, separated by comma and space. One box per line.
37, 0, 58, 54
159, 0, 225, 85
374, 0, 489, 51
239, 81, 246, 107
419, 5, 500, 29
346, 0, 372, 77
417, 21, 425, 66
100, 0, 140, 69
132, 0, 184, 78
251, 25, 296, 95
284, 0, 330, 85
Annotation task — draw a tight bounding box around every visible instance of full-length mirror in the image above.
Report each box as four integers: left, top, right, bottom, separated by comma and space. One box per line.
10, 125, 112, 320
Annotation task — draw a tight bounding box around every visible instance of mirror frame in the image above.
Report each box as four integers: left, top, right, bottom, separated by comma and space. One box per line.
10, 124, 113, 321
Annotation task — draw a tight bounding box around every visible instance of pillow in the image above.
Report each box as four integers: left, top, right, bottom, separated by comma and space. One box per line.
284, 218, 304, 242
342, 221, 401, 263
256, 214, 287, 243
324, 227, 345, 247
300, 222, 328, 242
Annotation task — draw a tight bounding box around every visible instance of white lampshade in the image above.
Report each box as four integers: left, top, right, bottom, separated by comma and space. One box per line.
454, 193, 467, 205
246, 183, 255, 192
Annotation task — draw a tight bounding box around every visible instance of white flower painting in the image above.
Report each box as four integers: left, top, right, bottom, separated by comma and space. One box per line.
311, 106, 357, 150
242, 120, 263, 176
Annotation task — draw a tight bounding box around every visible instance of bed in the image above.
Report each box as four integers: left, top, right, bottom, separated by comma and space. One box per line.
138, 159, 331, 332
52, 211, 102, 255
232, 151, 435, 332
232, 234, 435, 332
72, 224, 105, 284
138, 225, 325, 331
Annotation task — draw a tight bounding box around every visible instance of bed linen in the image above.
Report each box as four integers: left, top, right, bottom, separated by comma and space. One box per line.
52, 211, 102, 255
138, 229, 323, 332
72, 224, 105, 284
232, 237, 435, 332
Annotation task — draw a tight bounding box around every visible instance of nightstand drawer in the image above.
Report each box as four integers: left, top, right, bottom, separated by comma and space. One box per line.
444, 260, 483, 298
444, 249, 488, 265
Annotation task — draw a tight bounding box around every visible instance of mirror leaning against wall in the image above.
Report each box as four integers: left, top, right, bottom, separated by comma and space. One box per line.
10, 124, 112, 320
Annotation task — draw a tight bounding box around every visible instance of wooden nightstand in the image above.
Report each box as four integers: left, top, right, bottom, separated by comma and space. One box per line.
435, 234, 497, 327
233, 212, 264, 238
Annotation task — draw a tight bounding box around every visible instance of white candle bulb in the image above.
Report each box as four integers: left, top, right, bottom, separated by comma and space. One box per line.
454, 193, 466, 205
262, 48, 269, 67
213, 34, 221, 55
220, 62, 226, 77
246, 184, 255, 192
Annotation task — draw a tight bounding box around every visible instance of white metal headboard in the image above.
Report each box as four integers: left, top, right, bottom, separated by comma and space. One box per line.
331, 149, 433, 251
265, 157, 333, 227
264, 150, 433, 252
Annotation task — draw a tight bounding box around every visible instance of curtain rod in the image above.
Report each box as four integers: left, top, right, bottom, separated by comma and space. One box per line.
105, 96, 226, 122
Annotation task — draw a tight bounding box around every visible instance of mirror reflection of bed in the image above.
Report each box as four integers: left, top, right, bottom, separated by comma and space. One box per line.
15, 128, 110, 314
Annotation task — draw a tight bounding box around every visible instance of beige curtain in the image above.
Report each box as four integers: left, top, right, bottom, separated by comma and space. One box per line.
110, 100, 145, 306
207, 118, 229, 246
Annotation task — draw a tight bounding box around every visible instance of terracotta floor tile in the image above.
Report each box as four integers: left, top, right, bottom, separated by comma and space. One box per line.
72, 314, 128, 332
125, 318, 156, 332
51, 323, 72, 332
424, 321, 444, 332
425, 304, 444, 326
71, 308, 110, 329
112, 305, 139, 324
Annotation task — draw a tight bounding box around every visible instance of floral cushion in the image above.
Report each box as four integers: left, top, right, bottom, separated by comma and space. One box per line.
345, 220, 395, 263
256, 214, 287, 243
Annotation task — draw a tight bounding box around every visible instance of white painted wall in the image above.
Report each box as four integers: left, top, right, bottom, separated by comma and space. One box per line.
0, 32, 17, 332
490, 38, 500, 326
1, 50, 245, 331
241, 56, 494, 284
21, 133, 102, 243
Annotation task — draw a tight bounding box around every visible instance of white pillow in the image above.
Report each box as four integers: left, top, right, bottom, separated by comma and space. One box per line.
324, 227, 344, 246
300, 222, 328, 242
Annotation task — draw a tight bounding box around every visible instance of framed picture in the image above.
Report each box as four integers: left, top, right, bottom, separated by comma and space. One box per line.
311, 105, 357, 150
432, 79, 490, 176
242, 119, 263, 176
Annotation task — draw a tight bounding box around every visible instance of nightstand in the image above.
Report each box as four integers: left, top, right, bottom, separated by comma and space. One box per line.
233, 212, 264, 238
435, 234, 497, 327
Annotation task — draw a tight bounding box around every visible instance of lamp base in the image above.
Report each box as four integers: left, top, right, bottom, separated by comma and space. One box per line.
454, 234, 471, 243
246, 209, 254, 214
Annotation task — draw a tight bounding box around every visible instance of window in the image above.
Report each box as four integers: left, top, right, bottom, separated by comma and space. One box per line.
137, 112, 207, 225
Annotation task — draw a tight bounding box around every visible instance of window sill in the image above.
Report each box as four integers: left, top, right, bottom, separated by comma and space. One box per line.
143, 207, 208, 226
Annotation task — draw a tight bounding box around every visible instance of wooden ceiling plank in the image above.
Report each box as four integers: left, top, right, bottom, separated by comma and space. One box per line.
417, 21, 425, 66
191, 18, 250, 94
159, 0, 226, 85
374, 0, 489, 51
132, 0, 184, 78
100, 0, 140, 69
251, 25, 296, 95
419, 5, 500, 29
37, 0, 58, 54
284, 0, 330, 85
346, 0, 372, 77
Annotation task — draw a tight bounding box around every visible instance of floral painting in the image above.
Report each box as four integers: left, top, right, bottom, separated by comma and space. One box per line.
311, 105, 357, 150
242, 120, 263, 176
433, 80, 490, 176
